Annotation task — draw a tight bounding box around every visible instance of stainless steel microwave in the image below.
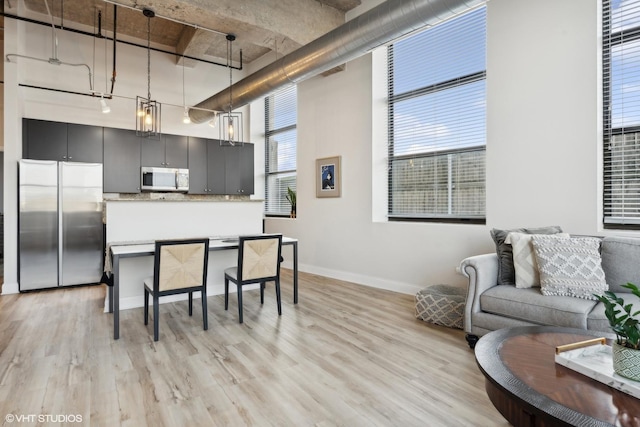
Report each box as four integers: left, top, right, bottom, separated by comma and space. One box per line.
140, 167, 189, 192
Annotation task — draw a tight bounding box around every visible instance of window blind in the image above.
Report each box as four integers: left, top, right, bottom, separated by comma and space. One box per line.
603, 0, 640, 227
387, 5, 486, 222
265, 85, 297, 215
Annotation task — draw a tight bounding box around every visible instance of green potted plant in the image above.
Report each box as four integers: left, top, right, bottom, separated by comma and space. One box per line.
596, 282, 640, 381
286, 187, 296, 218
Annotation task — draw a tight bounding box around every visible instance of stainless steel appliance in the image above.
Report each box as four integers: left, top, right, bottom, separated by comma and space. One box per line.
140, 166, 189, 192
18, 160, 103, 291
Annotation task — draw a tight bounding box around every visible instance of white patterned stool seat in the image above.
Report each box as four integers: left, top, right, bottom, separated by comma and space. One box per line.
415, 284, 466, 329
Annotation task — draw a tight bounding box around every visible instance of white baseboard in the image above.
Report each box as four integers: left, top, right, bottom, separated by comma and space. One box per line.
1, 282, 19, 295
3, 265, 420, 306
299, 263, 423, 296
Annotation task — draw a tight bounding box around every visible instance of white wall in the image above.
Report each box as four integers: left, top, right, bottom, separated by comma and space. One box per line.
486, 0, 601, 234
263, 0, 614, 295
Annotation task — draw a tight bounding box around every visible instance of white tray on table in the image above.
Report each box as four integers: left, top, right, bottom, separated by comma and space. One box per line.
555, 340, 640, 399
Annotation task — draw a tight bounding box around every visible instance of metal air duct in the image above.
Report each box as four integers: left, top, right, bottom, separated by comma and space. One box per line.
189, 0, 484, 123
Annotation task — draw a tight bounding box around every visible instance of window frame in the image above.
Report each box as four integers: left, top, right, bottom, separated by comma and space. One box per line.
264, 85, 297, 217
603, 0, 640, 229
386, 6, 487, 224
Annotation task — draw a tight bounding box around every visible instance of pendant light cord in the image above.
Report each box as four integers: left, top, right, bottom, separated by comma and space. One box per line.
182, 56, 186, 106
147, 15, 151, 101
228, 36, 233, 114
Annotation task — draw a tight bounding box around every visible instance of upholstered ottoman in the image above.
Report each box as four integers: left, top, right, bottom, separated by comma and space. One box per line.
415, 284, 465, 329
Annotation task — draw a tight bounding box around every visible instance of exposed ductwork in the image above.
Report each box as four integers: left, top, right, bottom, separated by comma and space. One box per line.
189, 0, 484, 124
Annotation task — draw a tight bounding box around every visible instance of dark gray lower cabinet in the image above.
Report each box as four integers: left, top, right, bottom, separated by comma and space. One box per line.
103, 128, 141, 193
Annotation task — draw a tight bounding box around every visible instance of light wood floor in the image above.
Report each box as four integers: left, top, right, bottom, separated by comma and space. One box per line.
0, 270, 508, 427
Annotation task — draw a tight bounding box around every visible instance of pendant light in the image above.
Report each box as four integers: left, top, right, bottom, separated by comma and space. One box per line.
219, 34, 243, 145
226, 34, 236, 146
136, 8, 161, 138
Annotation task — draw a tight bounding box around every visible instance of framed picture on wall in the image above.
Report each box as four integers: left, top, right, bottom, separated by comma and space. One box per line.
316, 156, 341, 198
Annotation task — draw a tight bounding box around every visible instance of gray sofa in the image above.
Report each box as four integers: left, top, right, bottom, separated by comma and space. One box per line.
459, 235, 640, 348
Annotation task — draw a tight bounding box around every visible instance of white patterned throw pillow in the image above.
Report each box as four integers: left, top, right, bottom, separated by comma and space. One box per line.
531, 236, 607, 300
506, 232, 570, 289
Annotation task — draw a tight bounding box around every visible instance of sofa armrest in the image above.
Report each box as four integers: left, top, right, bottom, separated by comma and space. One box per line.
458, 253, 499, 333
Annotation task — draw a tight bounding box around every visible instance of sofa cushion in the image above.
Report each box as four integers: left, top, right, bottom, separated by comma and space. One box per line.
490, 225, 563, 286
532, 236, 607, 301
587, 292, 640, 333
601, 236, 640, 294
480, 285, 597, 329
507, 232, 570, 289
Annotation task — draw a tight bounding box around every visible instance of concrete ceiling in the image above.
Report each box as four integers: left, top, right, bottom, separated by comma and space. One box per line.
13, 0, 362, 68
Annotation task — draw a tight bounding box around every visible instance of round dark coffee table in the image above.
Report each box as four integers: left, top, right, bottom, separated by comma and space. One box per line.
475, 326, 640, 427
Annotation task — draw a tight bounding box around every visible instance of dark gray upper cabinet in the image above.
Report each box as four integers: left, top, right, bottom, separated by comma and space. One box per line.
23, 118, 253, 196
164, 134, 189, 168
187, 137, 208, 194
187, 137, 226, 194
239, 144, 255, 195
140, 139, 165, 168
67, 123, 103, 163
24, 119, 68, 161
224, 143, 255, 195
103, 128, 141, 193
207, 140, 227, 195
24, 119, 103, 163
141, 133, 188, 168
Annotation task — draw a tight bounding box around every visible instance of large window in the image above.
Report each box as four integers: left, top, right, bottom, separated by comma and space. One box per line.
387, 6, 486, 222
603, 0, 640, 227
265, 85, 297, 215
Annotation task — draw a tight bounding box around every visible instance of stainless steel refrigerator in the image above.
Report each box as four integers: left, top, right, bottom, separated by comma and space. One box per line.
19, 159, 103, 291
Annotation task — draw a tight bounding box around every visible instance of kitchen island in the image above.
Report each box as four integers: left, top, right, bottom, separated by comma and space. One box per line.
103, 198, 274, 313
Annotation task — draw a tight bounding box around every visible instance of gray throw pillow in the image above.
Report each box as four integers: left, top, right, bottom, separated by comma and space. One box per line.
532, 235, 607, 300
600, 236, 640, 294
490, 226, 563, 286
